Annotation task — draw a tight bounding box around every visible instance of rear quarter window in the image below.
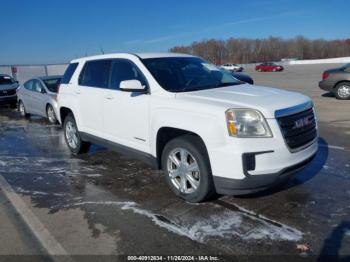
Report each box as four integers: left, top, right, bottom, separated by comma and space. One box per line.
61, 63, 79, 84
78, 60, 111, 88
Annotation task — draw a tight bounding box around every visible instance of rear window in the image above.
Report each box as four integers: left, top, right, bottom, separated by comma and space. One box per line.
0, 75, 15, 85
61, 63, 78, 84
43, 78, 61, 93
79, 60, 111, 88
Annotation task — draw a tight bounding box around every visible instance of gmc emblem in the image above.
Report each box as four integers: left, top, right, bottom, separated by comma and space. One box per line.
294, 116, 311, 129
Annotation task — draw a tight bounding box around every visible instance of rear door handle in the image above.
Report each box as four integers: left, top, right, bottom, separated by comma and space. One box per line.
75, 89, 81, 94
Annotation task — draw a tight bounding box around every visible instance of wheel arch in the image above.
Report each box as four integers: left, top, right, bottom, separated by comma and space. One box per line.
155, 127, 210, 169
59, 107, 73, 126
334, 80, 350, 89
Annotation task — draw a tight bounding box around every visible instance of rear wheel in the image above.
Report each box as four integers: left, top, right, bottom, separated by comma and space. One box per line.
18, 101, 30, 118
161, 135, 215, 203
63, 113, 90, 154
335, 82, 350, 100
46, 104, 57, 124
257, 68, 262, 72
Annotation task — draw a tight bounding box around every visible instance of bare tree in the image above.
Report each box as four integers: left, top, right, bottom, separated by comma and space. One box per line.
169, 36, 350, 64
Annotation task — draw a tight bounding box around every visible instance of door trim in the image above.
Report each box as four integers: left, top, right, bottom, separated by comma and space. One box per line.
79, 132, 159, 169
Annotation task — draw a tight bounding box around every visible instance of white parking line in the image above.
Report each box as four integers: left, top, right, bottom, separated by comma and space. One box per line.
318, 143, 346, 151
0, 175, 71, 260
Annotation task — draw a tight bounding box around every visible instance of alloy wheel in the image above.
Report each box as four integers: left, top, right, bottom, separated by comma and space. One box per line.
47, 106, 56, 123
19, 102, 25, 116
65, 121, 79, 149
167, 148, 200, 194
338, 85, 350, 98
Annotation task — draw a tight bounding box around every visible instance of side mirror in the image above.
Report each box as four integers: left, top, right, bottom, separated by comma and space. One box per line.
41, 88, 47, 94
119, 80, 146, 92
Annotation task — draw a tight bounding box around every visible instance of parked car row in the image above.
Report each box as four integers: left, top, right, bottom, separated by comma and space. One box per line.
221, 62, 285, 73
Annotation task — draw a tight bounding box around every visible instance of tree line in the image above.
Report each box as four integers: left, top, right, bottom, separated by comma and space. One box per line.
169, 36, 350, 64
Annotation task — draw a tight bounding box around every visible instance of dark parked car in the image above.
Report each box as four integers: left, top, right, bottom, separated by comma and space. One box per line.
319, 63, 350, 100
0, 74, 19, 107
231, 72, 254, 85
255, 62, 284, 72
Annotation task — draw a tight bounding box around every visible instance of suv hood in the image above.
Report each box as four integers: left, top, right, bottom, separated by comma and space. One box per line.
0, 83, 19, 91
175, 84, 311, 119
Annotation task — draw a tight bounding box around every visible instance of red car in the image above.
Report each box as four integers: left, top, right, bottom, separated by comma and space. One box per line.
255, 62, 284, 72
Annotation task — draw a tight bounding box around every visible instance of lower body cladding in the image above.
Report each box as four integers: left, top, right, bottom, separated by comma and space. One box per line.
209, 118, 318, 195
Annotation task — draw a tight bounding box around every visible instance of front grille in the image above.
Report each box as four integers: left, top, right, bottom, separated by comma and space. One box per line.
277, 108, 317, 151
0, 89, 16, 97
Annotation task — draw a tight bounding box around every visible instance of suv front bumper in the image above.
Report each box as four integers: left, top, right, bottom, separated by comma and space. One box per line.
213, 152, 316, 195
208, 116, 318, 195
0, 95, 17, 104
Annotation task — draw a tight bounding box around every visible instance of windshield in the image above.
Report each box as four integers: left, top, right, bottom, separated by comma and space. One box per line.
43, 78, 61, 93
0, 75, 15, 85
142, 57, 242, 92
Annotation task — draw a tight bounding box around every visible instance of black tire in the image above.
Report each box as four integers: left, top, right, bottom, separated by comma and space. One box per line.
18, 100, 30, 118
63, 113, 90, 154
161, 134, 215, 203
10, 102, 17, 109
334, 82, 350, 100
46, 104, 58, 124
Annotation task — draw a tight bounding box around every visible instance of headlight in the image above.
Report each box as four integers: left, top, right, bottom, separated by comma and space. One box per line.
225, 109, 272, 137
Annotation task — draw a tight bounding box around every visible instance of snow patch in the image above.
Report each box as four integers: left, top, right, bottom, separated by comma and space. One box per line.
67, 201, 303, 243
16, 187, 66, 197
86, 174, 102, 178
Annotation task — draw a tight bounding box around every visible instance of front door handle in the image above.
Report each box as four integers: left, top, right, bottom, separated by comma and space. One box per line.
75, 89, 81, 95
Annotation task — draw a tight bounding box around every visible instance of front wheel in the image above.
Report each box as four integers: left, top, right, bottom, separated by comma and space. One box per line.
46, 104, 58, 124
63, 114, 90, 154
161, 135, 215, 203
335, 82, 350, 100
18, 101, 30, 118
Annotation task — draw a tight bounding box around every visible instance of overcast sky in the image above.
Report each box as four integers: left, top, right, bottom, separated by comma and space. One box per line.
1, 0, 349, 64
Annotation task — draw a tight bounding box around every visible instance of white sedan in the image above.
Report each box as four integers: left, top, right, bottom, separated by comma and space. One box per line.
221, 63, 244, 72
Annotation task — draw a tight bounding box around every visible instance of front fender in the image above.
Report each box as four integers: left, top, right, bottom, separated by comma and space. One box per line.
150, 107, 228, 158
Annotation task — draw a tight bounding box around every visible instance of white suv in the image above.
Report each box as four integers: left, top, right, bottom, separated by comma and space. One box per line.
58, 53, 318, 202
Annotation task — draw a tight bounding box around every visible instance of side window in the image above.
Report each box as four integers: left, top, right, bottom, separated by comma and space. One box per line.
110, 59, 147, 90
61, 63, 78, 84
79, 60, 111, 88
24, 80, 34, 91
33, 80, 44, 93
